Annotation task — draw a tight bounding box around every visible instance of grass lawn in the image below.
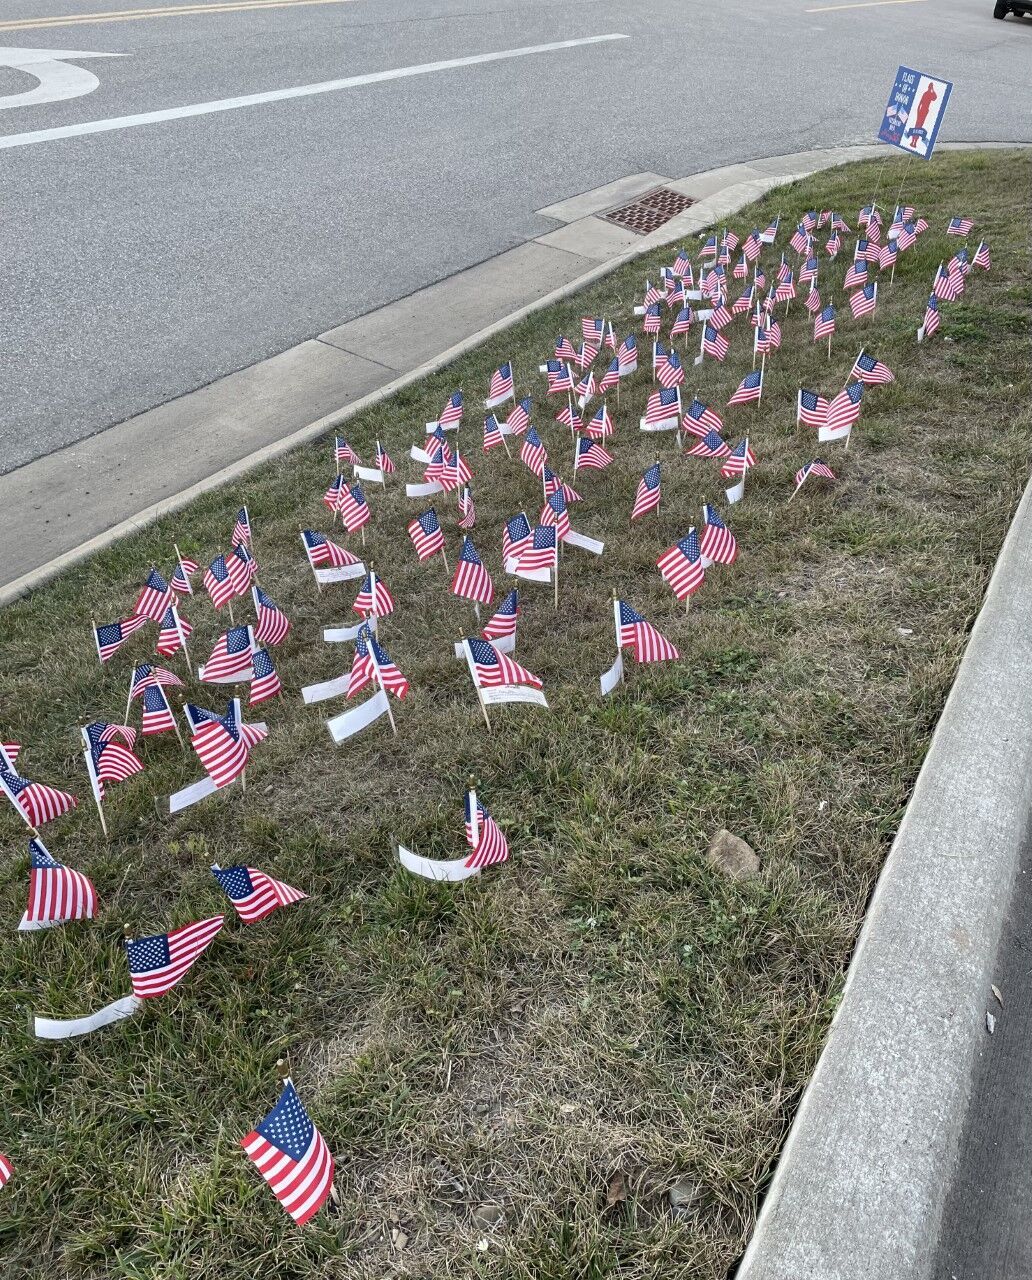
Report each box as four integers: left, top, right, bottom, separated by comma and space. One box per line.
1, 149, 1030, 1280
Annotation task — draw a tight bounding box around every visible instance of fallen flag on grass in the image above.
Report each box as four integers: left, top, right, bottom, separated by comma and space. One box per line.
791, 459, 837, 499
126, 915, 224, 999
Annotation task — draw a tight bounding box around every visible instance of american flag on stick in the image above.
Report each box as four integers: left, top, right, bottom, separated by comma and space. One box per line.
464, 788, 510, 868
451, 538, 494, 606
576, 437, 613, 472
232, 506, 252, 551
657, 530, 705, 602
947, 217, 973, 237
82, 721, 143, 804
20, 836, 96, 930
125, 916, 224, 999
253, 586, 292, 646
0, 764, 77, 829
700, 504, 738, 566
240, 1076, 335, 1225
728, 370, 763, 407
348, 624, 409, 703
918, 294, 940, 342
485, 361, 515, 408
212, 864, 306, 923
334, 436, 359, 466
184, 699, 266, 790
94, 615, 148, 663
790, 459, 837, 502
482, 589, 519, 642
353, 570, 395, 619
156, 606, 192, 659
507, 396, 532, 435
199, 625, 254, 684
631, 462, 662, 521
465, 636, 542, 689
851, 351, 895, 385
616, 600, 679, 662
133, 569, 174, 623
586, 402, 613, 440
170, 549, 198, 596
249, 649, 283, 706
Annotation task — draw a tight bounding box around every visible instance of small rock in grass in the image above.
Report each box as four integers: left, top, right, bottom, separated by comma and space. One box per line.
390, 1226, 408, 1250
668, 1177, 702, 1220
473, 1203, 504, 1231
986, 1012, 996, 1035
706, 829, 760, 880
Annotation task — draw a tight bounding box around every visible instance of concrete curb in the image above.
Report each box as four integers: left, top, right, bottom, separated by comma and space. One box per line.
2, 140, 1024, 609
736, 474, 1032, 1279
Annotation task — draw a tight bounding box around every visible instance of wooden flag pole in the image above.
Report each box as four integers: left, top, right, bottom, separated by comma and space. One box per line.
368, 636, 398, 736
553, 540, 560, 612
473, 601, 481, 625
461, 634, 492, 729
81, 728, 108, 840
567, 392, 576, 445
124, 667, 136, 727
612, 591, 624, 683
171, 606, 191, 670
173, 542, 194, 595
168, 689, 187, 753
227, 600, 235, 625
440, 542, 450, 574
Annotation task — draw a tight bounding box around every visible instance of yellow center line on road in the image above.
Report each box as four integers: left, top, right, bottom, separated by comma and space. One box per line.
0, 0, 357, 33
806, 0, 926, 10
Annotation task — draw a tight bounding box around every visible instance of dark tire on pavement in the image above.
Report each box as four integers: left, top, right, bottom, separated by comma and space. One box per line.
994, 1, 1009, 16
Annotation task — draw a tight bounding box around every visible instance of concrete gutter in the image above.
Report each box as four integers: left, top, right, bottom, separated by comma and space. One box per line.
736, 473, 1032, 1279
1, 140, 1023, 607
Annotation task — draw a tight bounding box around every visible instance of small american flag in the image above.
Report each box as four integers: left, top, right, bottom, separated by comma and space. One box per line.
94, 616, 148, 663
140, 683, 177, 735
720, 438, 756, 478
507, 396, 532, 435
617, 600, 679, 662
126, 915, 224, 998
760, 215, 779, 244
156, 606, 192, 657
685, 429, 730, 459
502, 512, 532, 564
520, 428, 548, 477
376, 441, 395, 474
130, 663, 184, 698
482, 589, 519, 641
240, 1081, 335, 1225
733, 253, 748, 279
510, 525, 556, 574
709, 303, 734, 331
204, 555, 235, 610
805, 286, 823, 316
790, 225, 808, 254
920, 293, 940, 339
466, 636, 541, 688
0, 1153, 12, 1192
458, 486, 476, 530
599, 358, 620, 392
322, 474, 345, 515
683, 398, 723, 438
732, 286, 755, 315
575, 369, 595, 404
657, 531, 705, 600
451, 538, 494, 605
1, 766, 77, 827
353, 572, 395, 619
84, 722, 143, 798
543, 467, 580, 504
814, 304, 836, 341
843, 260, 868, 291
556, 402, 583, 432
656, 349, 685, 389
801, 210, 818, 233
794, 459, 837, 492
437, 390, 464, 426
643, 278, 663, 306
774, 273, 796, 302
631, 463, 662, 521
200, 626, 254, 683
302, 530, 359, 569
700, 504, 738, 564
849, 283, 878, 319
555, 335, 577, 362
672, 249, 693, 279
424, 443, 449, 484
334, 436, 359, 465
133, 568, 174, 623
800, 256, 819, 284
973, 240, 991, 270
586, 403, 613, 440
644, 386, 681, 428
701, 324, 729, 361
212, 864, 306, 923
582, 315, 604, 346
541, 489, 571, 540
249, 649, 283, 706
185, 701, 261, 788
232, 506, 252, 550
483, 414, 506, 451
464, 791, 509, 868
851, 351, 895, 385
699, 234, 718, 259
728, 370, 763, 406
254, 586, 291, 646
826, 382, 864, 433
671, 306, 694, 337
339, 483, 370, 533
642, 303, 662, 335
440, 450, 474, 494
947, 216, 973, 237
170, 555, 198, 596
486, 361, 514, 407
544, 360, 575, 393
825, 230, 841, 258
348, 624, 410, 700
23, 836, 96, 926
576, 437, 613, 471
743, 231, 762, 262
618, 335, 638, 375
797, 389, 829, 429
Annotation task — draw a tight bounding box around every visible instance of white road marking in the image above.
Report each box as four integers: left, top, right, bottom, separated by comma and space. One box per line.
0, 34, 629, 151
806, 0, 926, 11
0, 46, 122, 110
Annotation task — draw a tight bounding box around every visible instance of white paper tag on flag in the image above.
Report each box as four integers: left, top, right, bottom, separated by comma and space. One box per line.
169, 775, 221, 813
396, 843, 480, 882
818, 422, 851, 442
326, 689, 389, 743
353, 464, 385, 484
599, 653, 624, 696
34, 995, 143, 1040
301, 672, 352, 705
322, 617, 376, 644
406, 481, 444, 498
725, 478, 745, 504
479, 685, 549, 709
314, 563, 366, 584
562, 530, 604, 555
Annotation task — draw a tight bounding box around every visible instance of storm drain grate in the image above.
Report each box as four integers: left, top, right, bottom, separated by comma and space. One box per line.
599, 187, 695, 235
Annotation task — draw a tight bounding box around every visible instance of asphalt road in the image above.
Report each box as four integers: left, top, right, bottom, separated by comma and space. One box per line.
1, 0, 1029, 473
